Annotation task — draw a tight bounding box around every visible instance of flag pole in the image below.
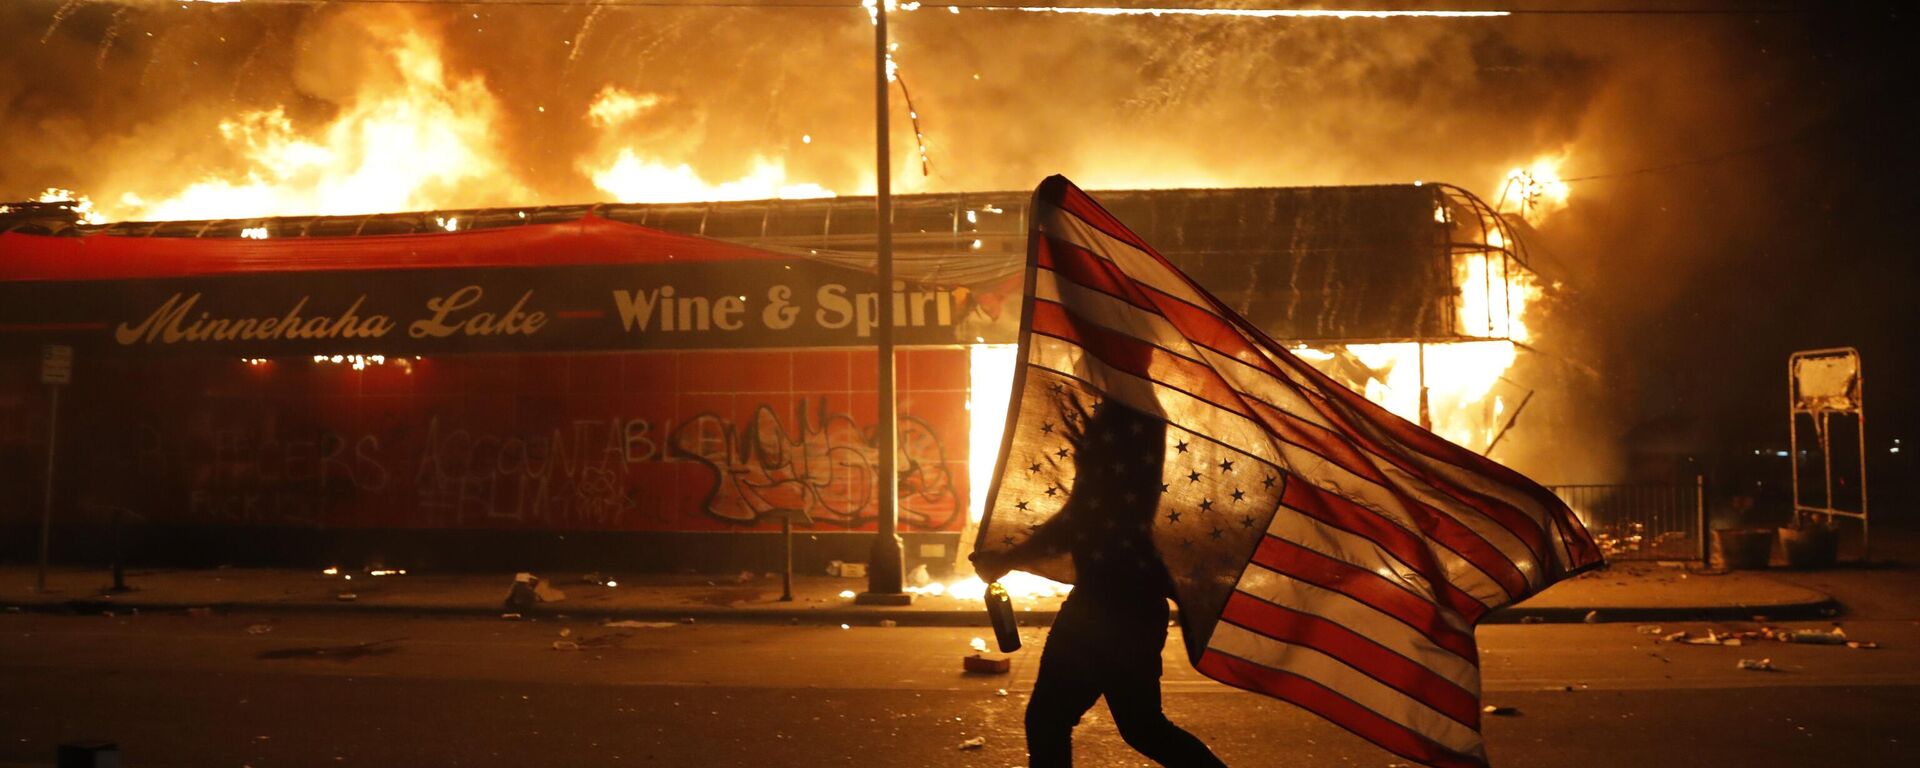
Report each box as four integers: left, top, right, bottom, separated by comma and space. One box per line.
859, 1, 910, 605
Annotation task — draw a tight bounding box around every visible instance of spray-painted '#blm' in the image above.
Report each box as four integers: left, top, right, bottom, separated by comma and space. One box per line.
974, 176, 1604, 768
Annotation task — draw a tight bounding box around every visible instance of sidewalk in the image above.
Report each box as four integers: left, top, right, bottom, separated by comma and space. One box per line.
0, 560, 1836, 626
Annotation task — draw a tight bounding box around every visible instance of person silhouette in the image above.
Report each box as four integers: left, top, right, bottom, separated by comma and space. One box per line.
973, 400, 1226, 768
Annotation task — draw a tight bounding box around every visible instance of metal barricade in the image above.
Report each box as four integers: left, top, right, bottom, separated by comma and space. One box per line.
1548, 477, 1705, 562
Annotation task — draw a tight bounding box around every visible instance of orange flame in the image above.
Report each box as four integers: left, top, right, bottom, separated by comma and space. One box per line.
106, 23, 524, 221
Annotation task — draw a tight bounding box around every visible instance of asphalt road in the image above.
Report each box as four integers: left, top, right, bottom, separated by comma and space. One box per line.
1, 612, 1916, 767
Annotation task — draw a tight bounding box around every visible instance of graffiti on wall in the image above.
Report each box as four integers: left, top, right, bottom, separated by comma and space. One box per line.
413, 417, 642, 528
670, 398, 962, 530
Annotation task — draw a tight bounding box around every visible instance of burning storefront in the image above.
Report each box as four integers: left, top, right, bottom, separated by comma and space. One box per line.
0, 182, 1549, 575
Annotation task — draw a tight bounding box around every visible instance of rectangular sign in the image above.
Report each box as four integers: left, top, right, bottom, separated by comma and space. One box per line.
39, 343, 71, 384
0, 260, 1021, 358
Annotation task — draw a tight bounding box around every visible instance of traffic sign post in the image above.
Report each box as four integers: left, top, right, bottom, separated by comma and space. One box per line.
37, 344, 71, 594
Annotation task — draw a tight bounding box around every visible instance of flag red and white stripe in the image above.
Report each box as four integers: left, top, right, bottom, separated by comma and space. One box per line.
977, 176, 1603, 768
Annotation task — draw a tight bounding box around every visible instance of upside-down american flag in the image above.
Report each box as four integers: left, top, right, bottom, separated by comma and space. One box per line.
974, 176, 1604, 768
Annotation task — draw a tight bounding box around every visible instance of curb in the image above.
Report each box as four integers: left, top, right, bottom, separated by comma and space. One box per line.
6, 595, 1842, 627
4, 597, 1054, 627
1481, 597, 1843, 625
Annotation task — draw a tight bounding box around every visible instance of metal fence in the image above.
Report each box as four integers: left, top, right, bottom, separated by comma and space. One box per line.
1548, 478, 1706, 562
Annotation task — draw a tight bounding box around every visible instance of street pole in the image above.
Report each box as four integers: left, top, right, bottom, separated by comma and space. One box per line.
859, 2, 909, 605
37, 384, 59, 593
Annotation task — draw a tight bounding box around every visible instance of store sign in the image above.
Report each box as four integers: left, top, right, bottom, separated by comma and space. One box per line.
2, 260, 1018, 357
39, 343, 71, 384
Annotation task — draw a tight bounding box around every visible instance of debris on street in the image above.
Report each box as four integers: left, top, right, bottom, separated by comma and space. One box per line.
1785, 628, 1847, 645
505, 572, 566, 611
963, 654, 1011, 674
1482, 705, 1520, 716
602, 620, 677, 629
551, 640, 580, 651
245, 624, 274, 635
1736, 658, 1776, 671
825, 560, 866, 579
957, 736, 986, 750
1656, 625, 1875, 651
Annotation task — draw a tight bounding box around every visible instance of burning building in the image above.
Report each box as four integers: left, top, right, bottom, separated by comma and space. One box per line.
0, 181, 1549, 574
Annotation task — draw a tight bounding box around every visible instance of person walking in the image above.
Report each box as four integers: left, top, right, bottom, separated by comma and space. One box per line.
973, 401, 1227, 768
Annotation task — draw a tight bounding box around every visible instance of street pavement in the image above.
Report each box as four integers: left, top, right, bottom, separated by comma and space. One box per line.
4, 528, 1916, 767
1, 610, 1915, 767
0, 559, 1839, 626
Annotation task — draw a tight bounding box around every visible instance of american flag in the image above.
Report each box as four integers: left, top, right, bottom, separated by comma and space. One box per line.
975, 176, 1604, 768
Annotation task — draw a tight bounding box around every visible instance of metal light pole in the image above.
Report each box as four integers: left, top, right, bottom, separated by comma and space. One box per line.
858, 2, 910, 605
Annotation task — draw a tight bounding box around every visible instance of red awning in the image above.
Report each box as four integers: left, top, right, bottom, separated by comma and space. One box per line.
0, 214, 786, 283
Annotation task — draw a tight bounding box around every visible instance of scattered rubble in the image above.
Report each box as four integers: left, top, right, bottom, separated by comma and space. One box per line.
1785, 628, 1846, 645
1482, 705, 1519, 716
963, 654, 1011, 674
1655, 625, 1876, 650
552, 640, 580, 652
505, 573, 566, 612
1736, 658, 1776, 671
826, 560, 866, 579
602, 620, 677, 629
957, 736, 986, 750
